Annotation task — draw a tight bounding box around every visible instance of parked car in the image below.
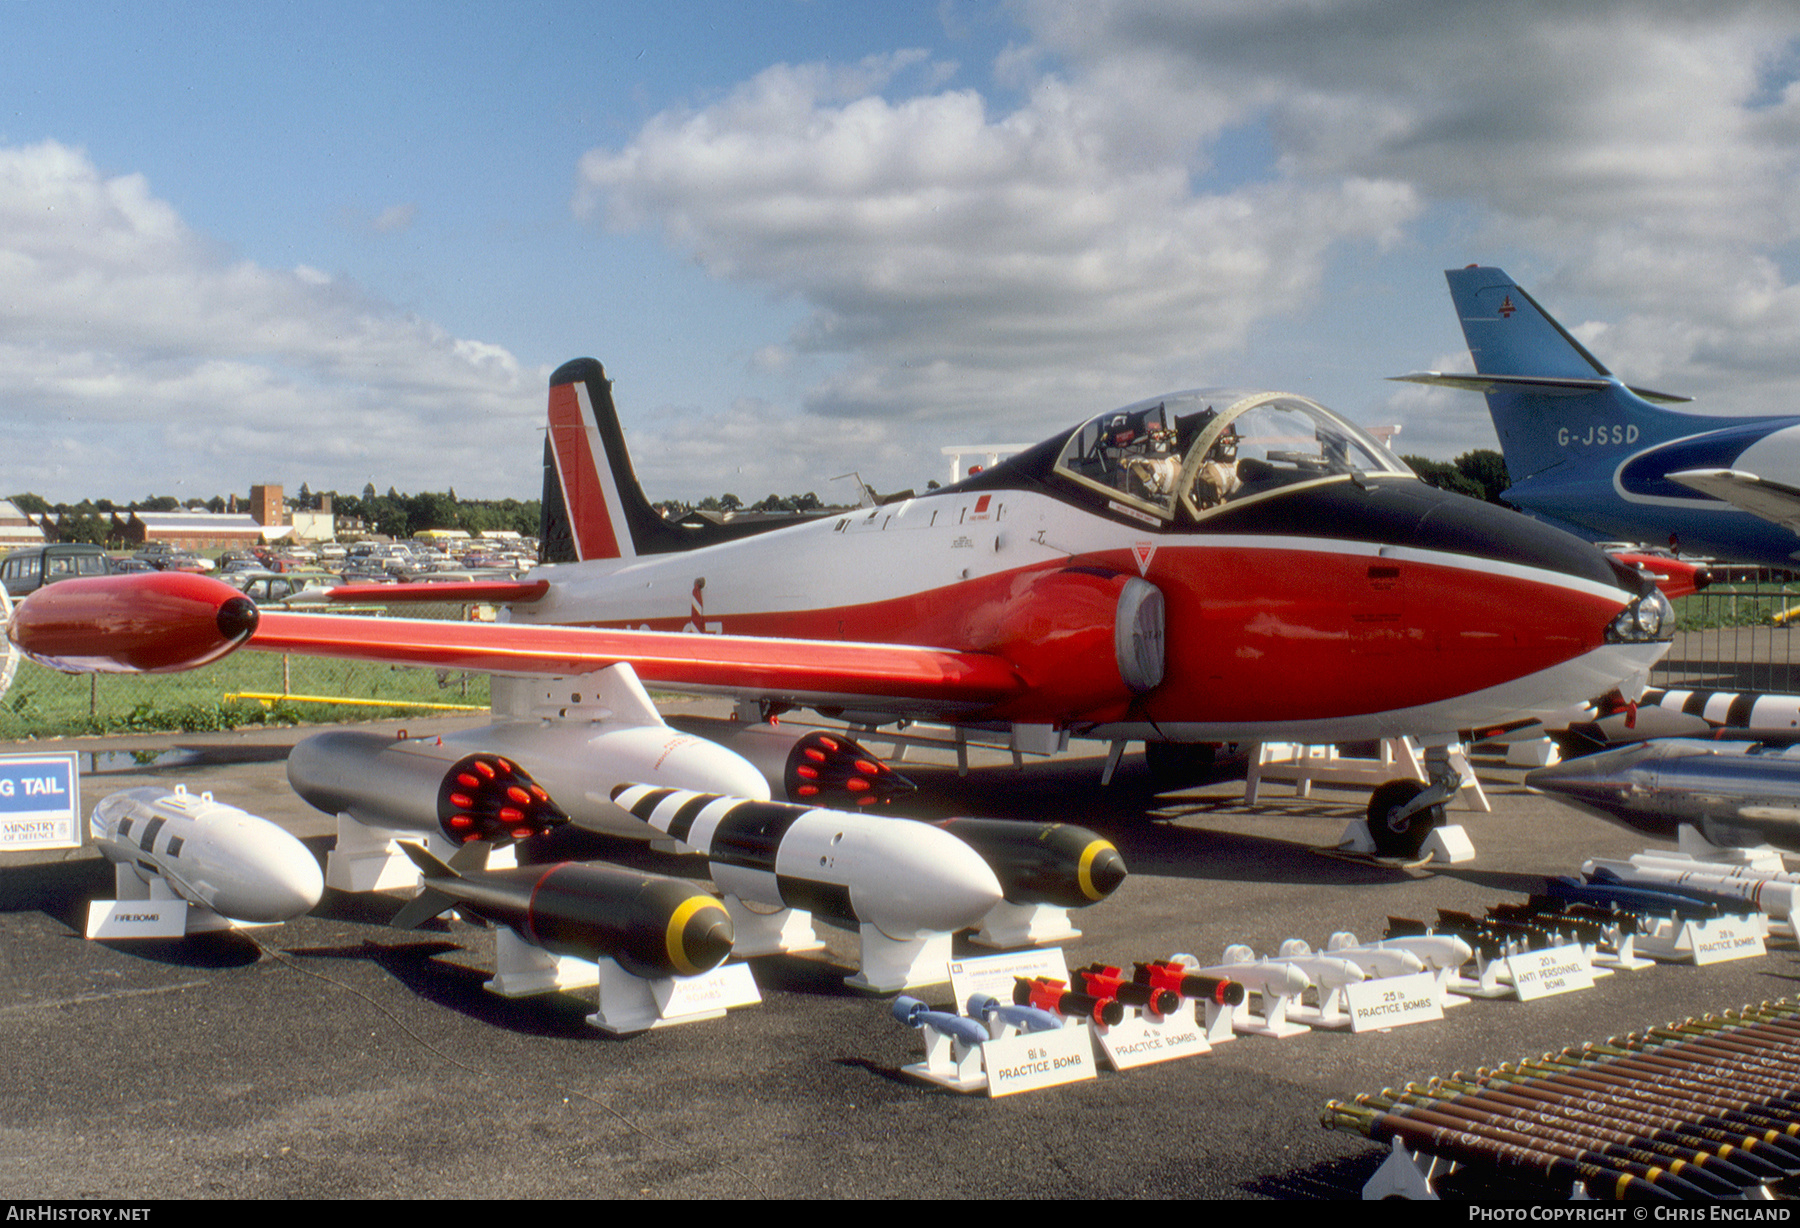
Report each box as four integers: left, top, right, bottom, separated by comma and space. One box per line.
131, 546, 211, 572
226, 570, 334, 606
1, 543, 116, 598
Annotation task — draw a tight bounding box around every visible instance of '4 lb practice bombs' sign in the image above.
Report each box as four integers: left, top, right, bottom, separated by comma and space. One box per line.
0, 754, 80, 851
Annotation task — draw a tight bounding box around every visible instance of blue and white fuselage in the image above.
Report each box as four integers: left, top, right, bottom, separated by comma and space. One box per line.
1398, 266, 1800, 570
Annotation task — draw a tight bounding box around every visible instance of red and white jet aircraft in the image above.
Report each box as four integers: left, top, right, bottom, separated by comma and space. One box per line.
9, 359, 1673, 851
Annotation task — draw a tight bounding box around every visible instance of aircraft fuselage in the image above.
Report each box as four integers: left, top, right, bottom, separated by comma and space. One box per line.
522, 475, 1665, 743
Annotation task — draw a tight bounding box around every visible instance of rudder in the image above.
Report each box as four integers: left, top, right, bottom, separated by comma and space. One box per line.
540, 359, 663, 563
1445, 265, 1612, 380
538, 358, 841, 563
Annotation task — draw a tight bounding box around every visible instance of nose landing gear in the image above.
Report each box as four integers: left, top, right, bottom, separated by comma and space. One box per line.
1365, 777, 1451, 858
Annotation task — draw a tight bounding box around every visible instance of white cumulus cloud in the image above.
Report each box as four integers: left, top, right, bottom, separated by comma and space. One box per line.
577, 47, 1420, 449
577, 1, 1800, 473
0, 141, 538, 501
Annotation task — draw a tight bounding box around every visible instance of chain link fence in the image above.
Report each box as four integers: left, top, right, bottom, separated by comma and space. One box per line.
1655, 568, 1800, 694
0, 601, 491, 740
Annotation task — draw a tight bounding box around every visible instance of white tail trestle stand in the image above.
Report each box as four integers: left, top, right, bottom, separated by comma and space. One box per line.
483, 930, 761, 1034
1244, 737, 1489, 812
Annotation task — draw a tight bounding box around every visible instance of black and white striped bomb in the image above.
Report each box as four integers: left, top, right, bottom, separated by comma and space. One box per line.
610, 784, 1003, 939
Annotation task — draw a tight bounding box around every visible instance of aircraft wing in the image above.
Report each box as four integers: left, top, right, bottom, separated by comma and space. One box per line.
5, 572, 1027, 711
1668, 468, 1800, 534
326, 580, 551, 604
1391, 371, 1693, 405
251, 611, 1024, 706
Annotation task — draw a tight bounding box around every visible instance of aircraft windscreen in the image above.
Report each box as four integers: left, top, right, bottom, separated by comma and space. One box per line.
1053, 402, 1188, 519
1180, 393, 1410, 518
1053, 391, 1410, 523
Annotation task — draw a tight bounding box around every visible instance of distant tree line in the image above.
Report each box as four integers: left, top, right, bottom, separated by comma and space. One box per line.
1400, 450, 1510, 504
7, 486, 541, 545
14, 455, 1507, 547
652, 492, 831, 517
315, 485, 541, 540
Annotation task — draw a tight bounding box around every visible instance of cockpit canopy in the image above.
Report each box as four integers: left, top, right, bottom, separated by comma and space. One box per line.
1053, 389, 1412, 523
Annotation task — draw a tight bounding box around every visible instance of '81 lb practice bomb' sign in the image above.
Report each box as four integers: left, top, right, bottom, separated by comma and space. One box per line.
0, 753, 80, 851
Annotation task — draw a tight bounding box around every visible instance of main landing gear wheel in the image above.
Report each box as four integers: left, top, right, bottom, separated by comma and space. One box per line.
1366, 779, 1444, 858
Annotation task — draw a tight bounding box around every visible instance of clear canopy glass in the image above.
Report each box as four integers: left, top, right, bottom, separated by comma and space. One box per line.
1052, 390, 1411, 522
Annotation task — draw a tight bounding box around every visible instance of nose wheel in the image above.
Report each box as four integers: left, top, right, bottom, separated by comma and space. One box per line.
1366, 779, 1445, 858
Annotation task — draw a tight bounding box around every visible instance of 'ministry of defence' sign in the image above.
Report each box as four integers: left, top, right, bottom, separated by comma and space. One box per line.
0, 753, 81, 851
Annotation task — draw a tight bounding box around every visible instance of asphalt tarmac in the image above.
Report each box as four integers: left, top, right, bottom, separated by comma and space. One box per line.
3, 701, 1798, 1200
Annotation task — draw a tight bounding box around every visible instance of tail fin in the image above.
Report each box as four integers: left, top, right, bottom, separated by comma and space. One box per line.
540, 359, 671, 564
1394, 266, 1695, 484
388, 841, 490, 930
1446, 264, 1615, 382
539, 358, 837, 564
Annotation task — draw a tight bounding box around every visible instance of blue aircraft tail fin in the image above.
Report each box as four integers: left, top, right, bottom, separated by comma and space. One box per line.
1445, 265, 1614, 382
1394, 266, 1694, 485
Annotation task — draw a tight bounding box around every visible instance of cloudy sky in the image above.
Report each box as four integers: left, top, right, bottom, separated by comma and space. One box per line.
5, 0, 1800, 507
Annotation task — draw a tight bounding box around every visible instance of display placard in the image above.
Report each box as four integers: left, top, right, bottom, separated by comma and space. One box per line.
1344, 970, 1444, 1031
983, 1026, 1095, 1097
653, 961, 763, 1014
1093, 1001, 1210, 1068
86, 899, 189, 939
1688, 917, 1766, 965
1505, 943, 1593, 1000
0, 753, 80, 851
947, 946, 1069, 1012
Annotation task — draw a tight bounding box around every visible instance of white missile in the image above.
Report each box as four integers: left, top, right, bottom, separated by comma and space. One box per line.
1189, 954, 1312, 999
1581, 856, 1800, 920
1269, 940, 1369, 991
1327, 930, 1473, 973
1305, 935, 1425, 978
1178, 948, 1314, 1038
1629, 852, 1800, 885
89, 785, 323, 930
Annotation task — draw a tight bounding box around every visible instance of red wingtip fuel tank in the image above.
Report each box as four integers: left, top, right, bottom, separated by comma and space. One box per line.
8, 573, 258, 673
